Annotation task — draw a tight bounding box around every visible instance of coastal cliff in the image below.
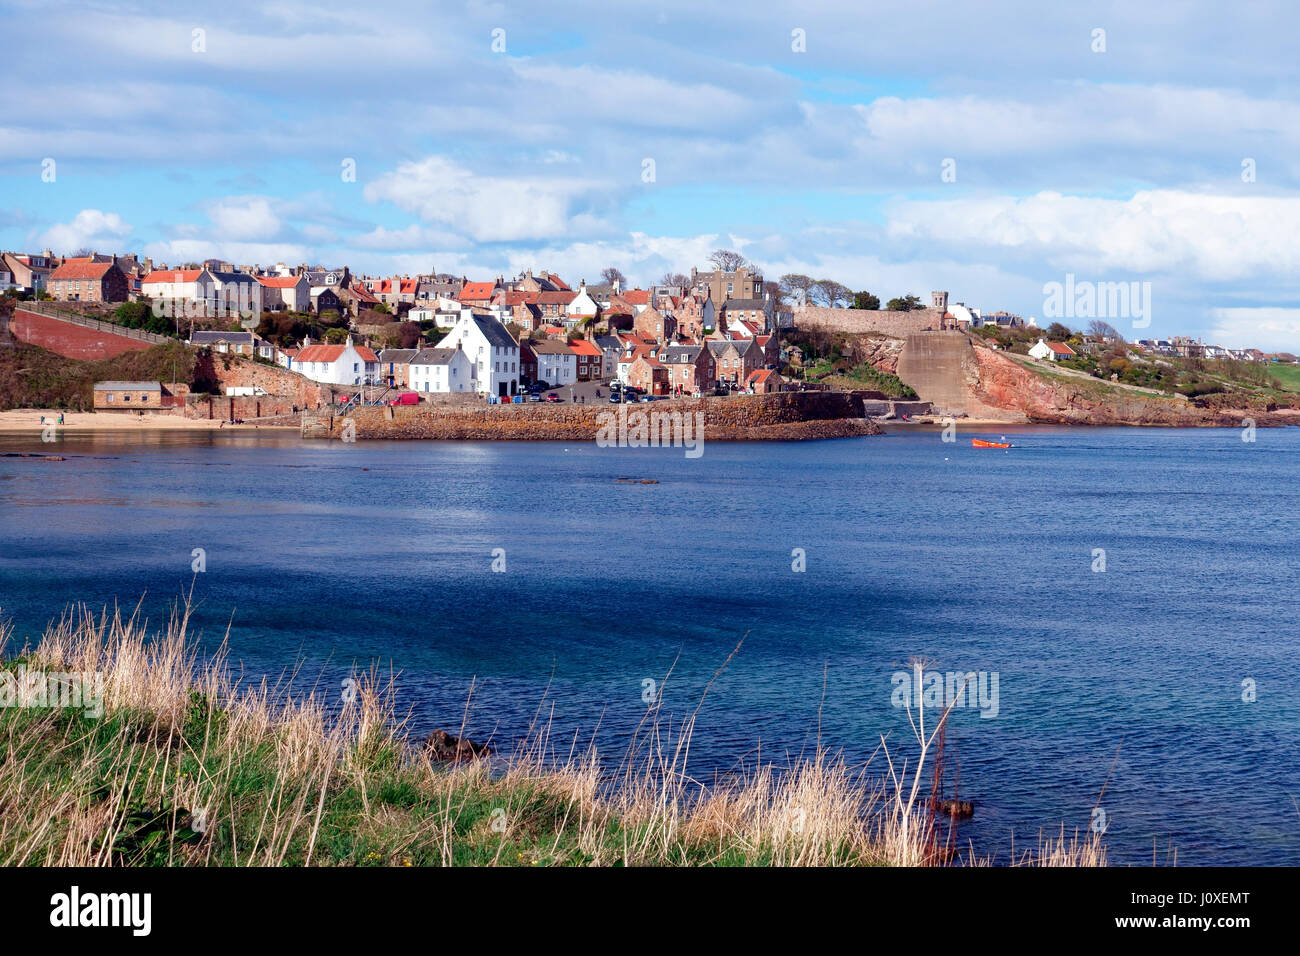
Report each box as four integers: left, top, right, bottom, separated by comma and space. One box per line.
970, 345, 1300, 427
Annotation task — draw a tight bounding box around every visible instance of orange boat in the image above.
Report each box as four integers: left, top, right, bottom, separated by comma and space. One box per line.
971, 438, 1011, 448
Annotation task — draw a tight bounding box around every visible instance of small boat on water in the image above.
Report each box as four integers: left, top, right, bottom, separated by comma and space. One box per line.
971, 438, 1011, 448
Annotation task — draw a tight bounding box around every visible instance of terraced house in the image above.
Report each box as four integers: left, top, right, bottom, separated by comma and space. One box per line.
47, 258, 129, 303
662, 343, 716, 397
435, 311, 520, 396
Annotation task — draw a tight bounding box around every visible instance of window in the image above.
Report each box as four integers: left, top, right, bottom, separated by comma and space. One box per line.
106, 393, 114, 403
123, 394, 131, 402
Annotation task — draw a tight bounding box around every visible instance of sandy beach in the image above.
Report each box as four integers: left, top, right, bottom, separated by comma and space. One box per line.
0, 409, 298, 433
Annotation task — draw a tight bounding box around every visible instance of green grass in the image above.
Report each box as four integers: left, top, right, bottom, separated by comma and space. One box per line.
0, 606, 1108, 868
1264, 362, 1300, 392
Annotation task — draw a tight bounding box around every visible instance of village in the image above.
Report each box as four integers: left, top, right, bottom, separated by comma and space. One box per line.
2, 248, 1297, 430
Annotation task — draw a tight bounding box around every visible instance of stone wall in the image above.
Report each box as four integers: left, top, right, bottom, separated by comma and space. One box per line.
10, 307, 159, 359
310, 392, 882, 441
795, 305, 943, 338
200, 351, 333, 408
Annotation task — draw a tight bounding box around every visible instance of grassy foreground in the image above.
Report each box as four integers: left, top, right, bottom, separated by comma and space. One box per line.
0, 604, 1105, 867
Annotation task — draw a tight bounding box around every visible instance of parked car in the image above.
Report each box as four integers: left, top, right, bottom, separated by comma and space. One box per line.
387, 392, 419, 406
530, 381, 549, 392
608, 392, 622, 403
545, 393, 562, 403
529, 392, 542, 403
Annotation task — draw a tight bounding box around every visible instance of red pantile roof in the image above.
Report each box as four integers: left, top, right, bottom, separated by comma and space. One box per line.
459, 281, 496, 300
49, 260, 115, 280
296, 343, 379, 363
143, 269, 203, 284
257, 275, 302, 288
569, 339, 601, 356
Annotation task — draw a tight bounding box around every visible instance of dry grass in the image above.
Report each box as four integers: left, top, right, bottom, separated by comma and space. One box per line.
0, 605, 1108, 867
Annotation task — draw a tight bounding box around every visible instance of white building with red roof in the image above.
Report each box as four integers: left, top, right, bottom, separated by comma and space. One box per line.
1029, 338, 1077, 362
257, 274, 310, 311
292, 335, 380, 386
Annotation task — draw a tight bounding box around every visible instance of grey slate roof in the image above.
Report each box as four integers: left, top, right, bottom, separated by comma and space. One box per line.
410, 348, 458, 366
470, 315, 518, 350
662, 344, 702, 363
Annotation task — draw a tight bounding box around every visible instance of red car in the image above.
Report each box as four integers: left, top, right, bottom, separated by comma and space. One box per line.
544, 393, 562, 403
387, 392, 419, 406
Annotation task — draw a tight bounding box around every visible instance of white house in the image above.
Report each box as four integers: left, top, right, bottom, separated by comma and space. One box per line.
434, 310, 520, 396
565, 281, 601, 324
293, 336, 380, 386
530, 338, 578, 386
408, 347, 474, 393
142, 268, 214, 305
142, 267, 262, 317
257, 274, 310, 311
209, 269, 262, 314
1029, 338, 1076, 362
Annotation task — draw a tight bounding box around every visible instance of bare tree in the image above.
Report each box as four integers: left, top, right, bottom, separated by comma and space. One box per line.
600, 267, 627, 287
659, 272, 690, 290
1087, 320, 1123, 343
811, 279, 853, 308
708, 249, 748, 272
779, 273, 815, 307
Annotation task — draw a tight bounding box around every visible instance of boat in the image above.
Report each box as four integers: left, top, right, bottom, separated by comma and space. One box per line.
971, 438, 1011, 448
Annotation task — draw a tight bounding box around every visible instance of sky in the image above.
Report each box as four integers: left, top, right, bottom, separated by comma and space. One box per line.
3, 0, 1300, 348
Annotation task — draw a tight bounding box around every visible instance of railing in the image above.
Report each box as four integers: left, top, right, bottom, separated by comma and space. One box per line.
15, 301, 174, 345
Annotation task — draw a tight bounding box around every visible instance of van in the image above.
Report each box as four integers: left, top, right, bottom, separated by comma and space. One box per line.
388, 392, 420, 406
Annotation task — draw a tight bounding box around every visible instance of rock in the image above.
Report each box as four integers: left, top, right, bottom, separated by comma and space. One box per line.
423, 729, 491, 762
933, 798, 975, 819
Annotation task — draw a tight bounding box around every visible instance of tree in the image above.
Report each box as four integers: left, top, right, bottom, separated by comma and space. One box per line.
886, 294, 922, 312
1046, 322, 1073, 340
397, 321, 421, 349
779, 273, 815, 307
1087, 320, 1123, 343
853, 291, 881, 311
659, 272, 690, 290
600, 267, 627, 287
811, 279, 853, 308
708, 249, 748, 272
373, 302, 391, 315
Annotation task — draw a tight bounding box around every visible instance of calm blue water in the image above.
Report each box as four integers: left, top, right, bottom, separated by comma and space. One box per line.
1, 426, 1297, 865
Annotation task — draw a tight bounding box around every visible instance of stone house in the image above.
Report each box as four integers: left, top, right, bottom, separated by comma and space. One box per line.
47, 259, 129, 303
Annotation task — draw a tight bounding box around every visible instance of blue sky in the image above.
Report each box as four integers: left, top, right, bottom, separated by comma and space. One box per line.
3, 0, 1300, 347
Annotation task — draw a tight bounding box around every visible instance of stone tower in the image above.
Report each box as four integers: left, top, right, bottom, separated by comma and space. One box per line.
931, 291, 949, 312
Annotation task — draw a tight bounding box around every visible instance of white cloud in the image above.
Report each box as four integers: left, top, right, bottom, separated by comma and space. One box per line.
1209, 308, 1300, 352
203, 196, 281, 240
885, 190, 1300, 280
34, 209, 132, 254
141, 239, 313, 267
363, 156, 613, 242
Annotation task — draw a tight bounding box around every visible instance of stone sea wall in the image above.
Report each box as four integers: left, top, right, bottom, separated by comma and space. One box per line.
304, 392, 883, 441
